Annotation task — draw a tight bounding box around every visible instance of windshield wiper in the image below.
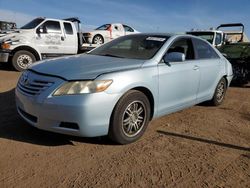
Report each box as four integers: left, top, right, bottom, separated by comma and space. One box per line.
101, 54, 124, 58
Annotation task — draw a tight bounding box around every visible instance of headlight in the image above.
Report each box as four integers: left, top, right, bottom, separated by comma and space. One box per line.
1, 42, 11, 49
53, 80, 113, 96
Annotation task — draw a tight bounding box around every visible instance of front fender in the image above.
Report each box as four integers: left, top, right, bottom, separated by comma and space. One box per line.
97, 66, 159, 117
11, 44, 42, 60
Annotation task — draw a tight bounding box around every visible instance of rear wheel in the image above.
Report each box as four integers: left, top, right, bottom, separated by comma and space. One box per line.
210, 77, 227, 106
12, 50, 36, 71
109, 90, 151, 144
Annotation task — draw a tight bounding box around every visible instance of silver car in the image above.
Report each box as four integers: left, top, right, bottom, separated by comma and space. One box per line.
15, 34, 233, 144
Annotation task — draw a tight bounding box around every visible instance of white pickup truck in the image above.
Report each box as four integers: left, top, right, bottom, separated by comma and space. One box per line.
83, 23, 139, 45
187, 23, 249, 47
0, 17, 86, 71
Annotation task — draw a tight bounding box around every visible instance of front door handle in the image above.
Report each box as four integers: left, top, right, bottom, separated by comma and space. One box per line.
193, 65, 199, 70
61, 36, 65, 41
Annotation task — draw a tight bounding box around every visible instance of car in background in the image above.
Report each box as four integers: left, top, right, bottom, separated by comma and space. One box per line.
0, 17, 87, 71
0, 21, 16, 31
83, 23, 139, 45
15, 34, 233, 144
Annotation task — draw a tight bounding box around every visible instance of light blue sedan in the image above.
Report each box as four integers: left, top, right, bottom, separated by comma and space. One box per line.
15, 34, 233, 144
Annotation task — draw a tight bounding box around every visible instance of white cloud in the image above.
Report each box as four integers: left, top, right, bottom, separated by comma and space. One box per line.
0, 9, 35, 27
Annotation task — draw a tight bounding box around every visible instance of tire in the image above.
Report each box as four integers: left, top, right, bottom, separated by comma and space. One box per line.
92, 35, 104, 45
109, 90, 151, 144
210, 77, 227, 106
12, 50, 36, 71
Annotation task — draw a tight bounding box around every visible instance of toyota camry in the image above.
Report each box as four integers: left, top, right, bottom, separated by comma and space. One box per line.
15, 33, 233, 144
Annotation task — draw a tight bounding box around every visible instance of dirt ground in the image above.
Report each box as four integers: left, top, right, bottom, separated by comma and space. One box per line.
0, 65, 249, 188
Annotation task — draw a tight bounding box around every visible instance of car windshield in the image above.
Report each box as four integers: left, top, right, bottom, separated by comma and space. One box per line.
21, 18, 45, 29
95, 24, 111, 30
188, 32, 214, 44
219, 44, 250, 59
89, 34, 169, 60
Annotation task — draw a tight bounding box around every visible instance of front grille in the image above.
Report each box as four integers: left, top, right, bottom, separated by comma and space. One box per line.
17, 71, 54, 96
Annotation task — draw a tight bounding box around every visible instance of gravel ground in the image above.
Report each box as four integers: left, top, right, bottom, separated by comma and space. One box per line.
0, 65, 249, 188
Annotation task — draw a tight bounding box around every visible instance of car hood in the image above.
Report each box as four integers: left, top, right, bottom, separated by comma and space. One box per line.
29, 54, 145, 80
0, 29, 33, 43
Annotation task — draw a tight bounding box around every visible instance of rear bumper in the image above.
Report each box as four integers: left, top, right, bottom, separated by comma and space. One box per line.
83, 36, 92, 44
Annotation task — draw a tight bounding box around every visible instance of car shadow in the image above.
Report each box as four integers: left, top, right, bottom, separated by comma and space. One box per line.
157, 130, 250, 152
230, 82, 250, 88
0, 63, 15, 71
0, 89, 115, 147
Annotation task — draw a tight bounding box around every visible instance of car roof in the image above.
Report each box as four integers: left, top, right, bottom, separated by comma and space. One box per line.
36, 17, 73, 23
132, 33, 201, 39
132, 33, 175, 37
187, 30, 223, 33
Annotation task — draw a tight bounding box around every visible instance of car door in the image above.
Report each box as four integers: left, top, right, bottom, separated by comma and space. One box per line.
192, 38, 222, 102
35, 20, 64, 54
158, 38, 200, 116
61, 22, 78, 54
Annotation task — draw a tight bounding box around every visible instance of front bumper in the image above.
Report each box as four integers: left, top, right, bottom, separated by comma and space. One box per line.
16, 89, 120, 137
0, 52, 9, 62
15, 73, 121, 137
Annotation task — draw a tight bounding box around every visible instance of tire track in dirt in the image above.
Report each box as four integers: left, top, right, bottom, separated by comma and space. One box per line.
203, 153, 250, 187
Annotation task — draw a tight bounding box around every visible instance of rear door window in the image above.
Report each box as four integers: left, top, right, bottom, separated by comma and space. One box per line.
63, 22, 73, 35
193, 38, 220, 59
123, 25, 134, 32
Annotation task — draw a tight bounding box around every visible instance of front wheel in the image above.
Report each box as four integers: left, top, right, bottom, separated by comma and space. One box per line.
12, 50, 36, 71
210, 77, 227, 106
109, 90, 151, 144
92, 35, 104, 45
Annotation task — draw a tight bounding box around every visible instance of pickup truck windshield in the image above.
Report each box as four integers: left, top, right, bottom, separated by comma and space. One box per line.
21, 18, 45, 29
89, 34, 169, 60
187, 32, 214, 44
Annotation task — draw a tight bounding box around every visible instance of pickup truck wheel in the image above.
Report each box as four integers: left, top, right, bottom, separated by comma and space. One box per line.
92, 35, 104, 45
109, 90, 150, 144
12, 50, 36, 71
210, 77, 227, 106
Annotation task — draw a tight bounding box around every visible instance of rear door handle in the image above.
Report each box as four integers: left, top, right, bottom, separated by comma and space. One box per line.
193, 65, 199, 70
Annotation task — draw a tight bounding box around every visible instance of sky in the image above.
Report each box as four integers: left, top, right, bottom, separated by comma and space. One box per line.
0, 0, 250, 36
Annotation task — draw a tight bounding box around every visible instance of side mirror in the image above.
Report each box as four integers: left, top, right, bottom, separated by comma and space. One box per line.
36, 27, 41, 34
221, 53, 228, 58
163, 52, 185, 63
36, 26, 47, 34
